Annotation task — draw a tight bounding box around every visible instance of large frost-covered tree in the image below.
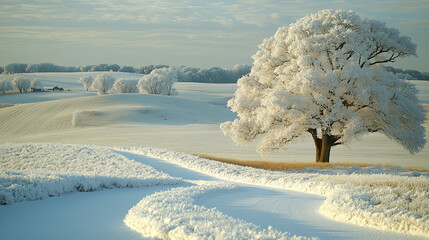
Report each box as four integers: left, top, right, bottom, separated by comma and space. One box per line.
221, 9, 426, 163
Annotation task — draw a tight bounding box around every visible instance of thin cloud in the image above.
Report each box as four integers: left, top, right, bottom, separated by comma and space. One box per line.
0, 0, 427, 70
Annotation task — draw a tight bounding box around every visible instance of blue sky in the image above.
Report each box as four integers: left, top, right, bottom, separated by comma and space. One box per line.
0, 0, 428, 71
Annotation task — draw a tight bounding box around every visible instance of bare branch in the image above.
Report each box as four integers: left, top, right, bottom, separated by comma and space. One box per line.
336, 42, 346, 50
345, 51, 354, 60
369, 52, 403, 65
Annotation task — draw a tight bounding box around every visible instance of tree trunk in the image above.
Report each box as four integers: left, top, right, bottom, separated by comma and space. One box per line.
309, 129, 322, 162
318, 134, 332, 163
309, 129, 335, 163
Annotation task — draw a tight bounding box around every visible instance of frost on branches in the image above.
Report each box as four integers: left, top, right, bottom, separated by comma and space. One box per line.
77, 76, 93, 91
221, 9, 426, 163
138, 67, 177, 96
91, 73, 115, 95
111, 78, 139, 93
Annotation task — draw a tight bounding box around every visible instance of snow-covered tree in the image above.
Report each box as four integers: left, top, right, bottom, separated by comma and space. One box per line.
80, 65, 94, 72
12, 77, 31, 93
111, 78, 139, 93
119, 65, 136, 73
395, 73, 416, 80
221, 9, 426, 163
30, 79, 42, 89
78, 76, 94, 91
3, 63, 27, 74
138, 68, 177, 96
0, 79, 12, 94
91, 74, 115, 95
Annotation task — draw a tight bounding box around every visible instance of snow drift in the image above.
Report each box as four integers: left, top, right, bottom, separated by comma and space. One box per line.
118, 146, 429, 238
1, 142, 427, 238
0, 143, 181, 205
124, 180, 308, 240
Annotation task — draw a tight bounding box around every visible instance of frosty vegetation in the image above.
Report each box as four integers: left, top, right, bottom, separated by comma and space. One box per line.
0, 77, 42, 94
91, 73, 115, 95
221, 9, 427, 163
77, 76, 93, 91
11, 77, 31, 93
30, 79, 42, 89
1, 142, 428, 237
119, 146, 429, 237
1, 61, 427, 81
1, 62, 254, 83
111, 78, 139, 93
124, 180, 305, 240
137, 68, 178, 95
0, 143, 181, 205
77, 69, 177, 95
0, 79, 12, 93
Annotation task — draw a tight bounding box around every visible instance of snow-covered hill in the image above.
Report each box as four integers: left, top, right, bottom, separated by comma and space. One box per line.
0, 72, 428, 169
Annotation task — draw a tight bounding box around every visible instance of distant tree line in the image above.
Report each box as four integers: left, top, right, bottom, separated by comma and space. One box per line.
176, 65, 251, 83
0, 63, 252, 83
382, 66, 429, 80
3, 62, 426, 81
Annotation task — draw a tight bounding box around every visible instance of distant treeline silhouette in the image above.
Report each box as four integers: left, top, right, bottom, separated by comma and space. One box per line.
1, 62, 427, 81
0, 63, 252, 83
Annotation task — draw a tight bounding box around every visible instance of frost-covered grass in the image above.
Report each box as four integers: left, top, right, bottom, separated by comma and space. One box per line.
194, 153, 429, 174
2, 142, 427, 239
0, 143, 181, 205
117, 146, 429, 238
124, 180, 309, 240
0, 142, 312, 239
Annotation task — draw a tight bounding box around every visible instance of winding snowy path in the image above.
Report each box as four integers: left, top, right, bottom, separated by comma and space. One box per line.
121, 151, 423, 240
0, 151, 425, 240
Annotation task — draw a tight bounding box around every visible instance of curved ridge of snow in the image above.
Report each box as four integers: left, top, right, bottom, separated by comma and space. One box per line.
0, 143, 181, 205
124, 180, 310, 240
0, 93, 234, 138
117, 146, 429, 238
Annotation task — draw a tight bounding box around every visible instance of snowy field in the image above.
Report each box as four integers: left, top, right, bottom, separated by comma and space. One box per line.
0, 72, 428, 239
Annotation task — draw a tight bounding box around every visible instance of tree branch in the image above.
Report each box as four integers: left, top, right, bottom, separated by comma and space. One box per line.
345, 51, 354, 60
369, 52, 403, 65
325, 48, 334, 71
336, 42, 346, 50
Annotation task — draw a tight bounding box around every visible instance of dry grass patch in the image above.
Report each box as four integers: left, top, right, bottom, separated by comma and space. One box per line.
191, 153, 428, 172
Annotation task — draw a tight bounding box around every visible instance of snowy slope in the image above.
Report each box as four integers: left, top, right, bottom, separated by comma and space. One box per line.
0, 73, 428, 239
0, 93, 235, 138
0, 73, 428, 169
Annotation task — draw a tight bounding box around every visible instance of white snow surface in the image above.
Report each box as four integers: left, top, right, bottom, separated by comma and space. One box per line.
124, 181, 308, 240
0, 143, 180, 205
117, 146, 429, 238
0, 143, 313, 239
1, 72, 428, 239
1, 142, 428, 239
1, 72, 428, 169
